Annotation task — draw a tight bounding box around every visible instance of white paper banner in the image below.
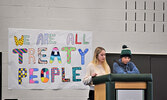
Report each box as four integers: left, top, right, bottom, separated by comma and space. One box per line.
8, 28, 92, 89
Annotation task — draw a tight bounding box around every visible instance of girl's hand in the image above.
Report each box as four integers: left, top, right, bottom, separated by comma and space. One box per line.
92, 73, 97, 78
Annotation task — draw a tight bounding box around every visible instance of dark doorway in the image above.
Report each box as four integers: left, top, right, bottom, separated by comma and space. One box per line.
151, 56, 167, 100
0, 52, 2, 100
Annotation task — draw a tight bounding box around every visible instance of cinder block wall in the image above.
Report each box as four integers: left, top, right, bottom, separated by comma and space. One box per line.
1, 0, 167, 100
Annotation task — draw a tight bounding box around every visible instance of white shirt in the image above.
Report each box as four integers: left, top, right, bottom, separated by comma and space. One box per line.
83, 63, 110, 90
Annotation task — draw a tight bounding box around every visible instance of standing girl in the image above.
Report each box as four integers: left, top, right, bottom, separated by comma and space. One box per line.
83, 47, 111, 100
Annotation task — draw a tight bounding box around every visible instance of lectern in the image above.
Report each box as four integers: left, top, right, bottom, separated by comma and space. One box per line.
93, 74, 153, 100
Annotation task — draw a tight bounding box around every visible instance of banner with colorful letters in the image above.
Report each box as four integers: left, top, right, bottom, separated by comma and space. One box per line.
8, 28, 92, 89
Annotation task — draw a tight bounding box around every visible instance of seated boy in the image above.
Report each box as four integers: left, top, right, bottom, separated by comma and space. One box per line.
113, 45, 140, 74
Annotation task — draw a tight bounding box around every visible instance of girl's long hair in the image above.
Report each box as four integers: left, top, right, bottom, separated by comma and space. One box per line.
91, 47, 110, 74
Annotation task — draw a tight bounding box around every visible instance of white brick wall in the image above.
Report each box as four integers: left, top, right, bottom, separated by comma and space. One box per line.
1, 0, 167, 100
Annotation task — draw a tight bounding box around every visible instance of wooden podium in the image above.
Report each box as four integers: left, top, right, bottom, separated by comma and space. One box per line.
93, 74, 153, 100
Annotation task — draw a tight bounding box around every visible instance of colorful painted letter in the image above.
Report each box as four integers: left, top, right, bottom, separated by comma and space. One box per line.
72, 67, 81, 82
61, 47, 76, 64
14, 35, 24, 46
50, 47, 62, 64
28, 48, 36, 64
18, 68, 27, 85
62, 67, 70, 82
13, 48, 28, 64
78, 48, 89, 65
29, 68, 39, 84
51, 67, 60, 82
75, 34, 81, 44
36, 33, 48, 45
41, 68, 49, 83
83, 34, 89, 44
66, 33, 74, 45
38, 47, 48, 64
